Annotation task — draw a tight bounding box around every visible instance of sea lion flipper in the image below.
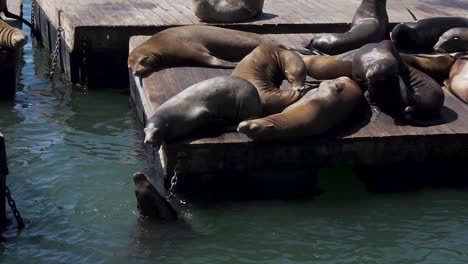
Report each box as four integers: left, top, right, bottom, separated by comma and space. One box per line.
198, 53, 238, 68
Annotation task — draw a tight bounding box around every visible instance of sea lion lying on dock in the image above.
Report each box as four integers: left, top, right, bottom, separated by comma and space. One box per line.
133, 172, 178, 221
144, 76, 262, 150
0, 18, 26, 49
0, 0, 33, 29
192, 0, 264, 22
434, 28, 468, 53
128, 25, 272, 78
302, 53, 353, 80
399, 53, 455, 85
353, 40, 444, 120
232, 44, 308, 115
237, 77, 362, 141
392, 17, 468, 52
446, 55, 468, 104
306, 0, 388, 55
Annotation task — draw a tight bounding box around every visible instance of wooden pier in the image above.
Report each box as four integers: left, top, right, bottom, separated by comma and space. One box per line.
0, 133, 8, 226
34, 0, 468, 88
0, 0, 24, 100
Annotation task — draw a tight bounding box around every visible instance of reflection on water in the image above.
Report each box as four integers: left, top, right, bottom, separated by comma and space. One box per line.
0, 1, 468, 263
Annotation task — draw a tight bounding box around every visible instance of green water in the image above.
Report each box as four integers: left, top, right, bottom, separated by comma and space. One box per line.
1, 2, 468, 263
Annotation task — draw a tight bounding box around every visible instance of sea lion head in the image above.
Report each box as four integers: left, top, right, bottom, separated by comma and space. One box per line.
282, 51, 307, 90
391, 23, 419, 51
11, 30, 27, 48
144, 122, 163, 151
128, 48, 158, 78
434, 28, 468, 53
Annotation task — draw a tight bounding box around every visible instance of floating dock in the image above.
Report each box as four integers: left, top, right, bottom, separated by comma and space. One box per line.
33, 0, 467, 88
0, 0, 24, 100
0, 132, 8, 226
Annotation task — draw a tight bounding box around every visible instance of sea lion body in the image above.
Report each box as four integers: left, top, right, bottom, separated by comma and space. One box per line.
0, 19, 26, 49
192, 0, 264, 22
144, 76, 262, 150
353, 40, 444, 119
133, 172, 178, 221
232, 44, 308, 115
128, 25, 271, 77
237, 77, 362, 141
447, 56, 468, 104
307, 0, 388, 55
399, 53, 454, 84
392, 17, 468, 52
434, 28, 468, 53
303, 54, 353, 80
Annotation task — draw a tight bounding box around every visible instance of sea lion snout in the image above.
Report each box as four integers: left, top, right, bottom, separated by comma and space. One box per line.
143, 124, 161, 150
133, 172, 149, 184
11, 31, 27, 48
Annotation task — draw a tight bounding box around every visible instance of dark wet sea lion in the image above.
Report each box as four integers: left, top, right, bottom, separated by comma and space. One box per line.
434, 28, 468, 53
237, 77, 362, 141
192, 0, 264, 22
446, 55, 468, 104
306, 0, 388, 55
0, 0, 32, 29
133, 172, 178, 221
399, 53, 455, 84
352, 40, 444, 119
0, 18, 26, 49
232, 44, 308, 115
128, 25, 272, 78
144, 76, 262, 150
391, 17, 468, 52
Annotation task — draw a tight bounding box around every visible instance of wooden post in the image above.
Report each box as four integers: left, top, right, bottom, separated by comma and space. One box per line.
0, 132, 8, 227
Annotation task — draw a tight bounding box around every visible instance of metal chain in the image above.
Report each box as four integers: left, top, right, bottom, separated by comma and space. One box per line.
0, 176, 25, 229
167, 152, 186, 199
75, 37, 89, 93
48, 27, 64, 80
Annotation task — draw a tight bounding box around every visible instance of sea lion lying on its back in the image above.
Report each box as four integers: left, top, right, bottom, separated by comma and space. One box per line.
128, 25, 272, 78
192, 0, 264, 22
0, 19, 26, 49
144, 76, 262, 151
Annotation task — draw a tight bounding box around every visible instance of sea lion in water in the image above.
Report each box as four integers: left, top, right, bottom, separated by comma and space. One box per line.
306, 0, 388, 55
237, 77, 362, 141
391, 17, 468, 52
434, 28, 468, 53
128, 25, 272, 78
232, 44, 308, 115
0, 0, 33, 29
446, 55, 468, 104
0, 19, 26, 49
133, 172, 178, 221
352, 40, 444, 120
192, 0, 264, 22
144, 76, 262, 150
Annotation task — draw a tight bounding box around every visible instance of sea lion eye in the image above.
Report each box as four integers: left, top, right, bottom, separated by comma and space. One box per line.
453, 36, 460, 41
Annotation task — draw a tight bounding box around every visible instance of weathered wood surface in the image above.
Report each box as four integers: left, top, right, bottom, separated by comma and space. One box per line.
35, 0, 468, 88
0, 132, 8, 226
129, 34, 468, 181
0, 0, 24, 100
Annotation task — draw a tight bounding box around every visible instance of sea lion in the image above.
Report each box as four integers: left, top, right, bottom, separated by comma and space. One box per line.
237, 77, 362, 141
192, 0, 264, 23
446, 55, 468, 104
306, 0, 388, 55
303, 54, 353, 80
391, 17, 468, 52
144, 76, 262, 150
232, 44, 308, 115
0, 0, 32, 29
133, 172, 178, 221
399, 53, 455, 85
434, 28, 468, 53
128, 25, 272, 78
352, 40, 444, 120
0, 18, 26, 49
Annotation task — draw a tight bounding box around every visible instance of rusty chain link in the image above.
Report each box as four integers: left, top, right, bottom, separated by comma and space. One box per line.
167, 152, 186, 199
48, 27, 64, 80
0, 175, 25, 229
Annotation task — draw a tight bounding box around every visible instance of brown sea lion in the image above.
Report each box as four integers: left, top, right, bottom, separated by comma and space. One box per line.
133, 172, 178, 221
303, 54, 353, 80
128, 25, 272, 78
306, 0, 388, 55
352, 40, 444, 120
237, 77, 362, 141
192, 0, 264, 23
434, 28, 468, 53
399, 53, 455, 85
144, 76, 262, 150
0, 18, 26, 49
232, 44, 308, 115
446, 55, 468, 104
391, 17, 468, 52
0, 0, 32, 29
